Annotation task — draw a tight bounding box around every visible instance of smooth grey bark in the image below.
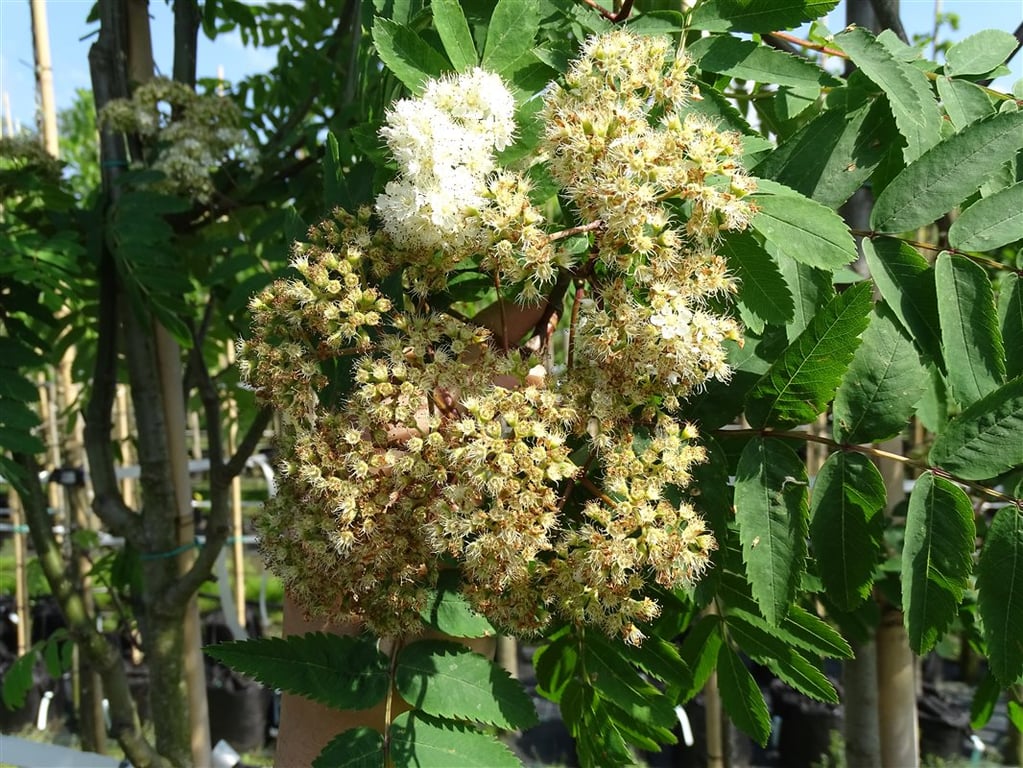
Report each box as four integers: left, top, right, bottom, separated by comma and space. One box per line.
843, 639, 882, 768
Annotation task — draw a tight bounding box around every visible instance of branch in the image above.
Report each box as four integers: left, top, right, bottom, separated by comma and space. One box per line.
717, 428, 1022, 508
157, 342, 229, 612
868, 0, 909, 44
547, 219, 603, 243
14, 454, 166, 768
223, 406, 273, 481
530, 268, 574, 348
181, 296, 215, 393
172, 0, 200, 87
84, 31, 142, 541
576, 0, 635, 23
767, 30, 846, 58
853, 229, 1021, 274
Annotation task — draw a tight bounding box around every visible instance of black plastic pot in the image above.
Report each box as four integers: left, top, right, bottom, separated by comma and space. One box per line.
206, 660, 272, 753
771, 679, 843, 768
918, 682, 970, 759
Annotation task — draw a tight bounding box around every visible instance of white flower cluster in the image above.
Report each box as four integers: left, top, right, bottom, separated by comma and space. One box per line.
375, 68, 516, 251
99, 78, 254, 202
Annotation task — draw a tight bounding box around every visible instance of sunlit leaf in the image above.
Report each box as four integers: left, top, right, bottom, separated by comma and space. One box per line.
935, 251, 1005, 407
871, 110, 1023, 232
746, 282, 872, 429
837, 26, 942, 163
204, 633, 388, 710
833, 302, 928, 444
948, 181, 1023, 253
395, 640, 537, 729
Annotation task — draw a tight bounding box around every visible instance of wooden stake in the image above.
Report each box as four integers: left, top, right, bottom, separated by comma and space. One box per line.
9, 492, 31, 657
225, 343, 246, 631
115, 385, 137, 509
29, 0, 59, 156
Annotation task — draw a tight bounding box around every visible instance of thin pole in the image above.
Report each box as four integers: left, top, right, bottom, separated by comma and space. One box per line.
226, 342, 246, 631
9, 493, 30, 657
29, 0, 59, 156
116, 385, 137, 509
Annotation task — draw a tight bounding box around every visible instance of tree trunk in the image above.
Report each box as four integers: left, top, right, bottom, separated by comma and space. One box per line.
877, 608, 918, 767
843, 639, 882, 767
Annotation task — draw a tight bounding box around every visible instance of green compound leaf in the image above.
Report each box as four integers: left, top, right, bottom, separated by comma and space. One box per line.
725, 615, 838, 703
871, 110, 1023, 233
431, 0, 478, 71
837, 26, 942, 163
945, 30, 1019, 77
1000, 274, 1023, 381
2, 646, 40, 709
809, 452, 886, 610
935, 77, 994, 131
372, 18, 449, 94
720, 231, 793, 326
780, 605, 853, 659
420, 570, 496, 638
746, 281, 872, 429
750, 179, 858, 272
689, 0, 839, 33
678, 614, 723, 702
777, 255, 835, 341
313, 728, 385, 768
949, 181, 1023, 253
977, 506, 1023, 685
533, 631, 577, 703
719, 576, 853, 659
581, 634, 663, 713
482, 0, 541, 76
204, 633, 388, 711
936, 251, 1005, 408
734, 438, 808, 625
753, 99, 894, 209
929, 376, 1023, 481
901, 472, 975, 655
971, 672, 1001, 730
833, 302, 928, 444
863, 237, 943, 369
390, 712, 521, 768
717, 642, 771, 746
688, 34, 836, 88
395, 640, 537, 730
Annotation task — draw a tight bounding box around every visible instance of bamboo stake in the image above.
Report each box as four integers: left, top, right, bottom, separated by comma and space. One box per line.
189, 410, 203, 460
225, 343, 246, 631
115, 385, 137, 509
37, 377, 64, 521
9, 493, 31, 657
29, 0, 59, 156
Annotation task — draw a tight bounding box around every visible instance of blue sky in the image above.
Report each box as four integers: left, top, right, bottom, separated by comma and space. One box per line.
1, 1, 1020, 136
